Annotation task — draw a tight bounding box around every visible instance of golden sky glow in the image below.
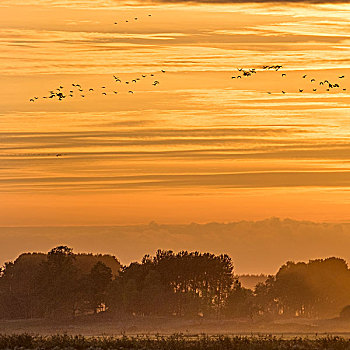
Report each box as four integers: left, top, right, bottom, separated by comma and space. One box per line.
1, 0, 350, 229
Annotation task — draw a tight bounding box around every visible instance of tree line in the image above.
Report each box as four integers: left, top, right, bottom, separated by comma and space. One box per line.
0, 246, 350, 319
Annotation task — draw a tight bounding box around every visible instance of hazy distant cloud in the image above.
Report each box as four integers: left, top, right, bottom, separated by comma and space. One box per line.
1, 218, 350, 274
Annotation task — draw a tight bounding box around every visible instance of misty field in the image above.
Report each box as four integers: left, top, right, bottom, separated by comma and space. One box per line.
1, 334, 350, 350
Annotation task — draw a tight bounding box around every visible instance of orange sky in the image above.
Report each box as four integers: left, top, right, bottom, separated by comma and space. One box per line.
1, 1, 350, 227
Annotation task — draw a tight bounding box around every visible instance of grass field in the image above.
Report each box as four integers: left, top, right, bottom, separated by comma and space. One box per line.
1, 334, 350, 350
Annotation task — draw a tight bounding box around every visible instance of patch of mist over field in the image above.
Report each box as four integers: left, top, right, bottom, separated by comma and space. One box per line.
1, 315, 350, 336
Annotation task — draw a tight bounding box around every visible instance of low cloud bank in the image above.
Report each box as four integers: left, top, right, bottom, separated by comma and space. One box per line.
1, 218, 350, 274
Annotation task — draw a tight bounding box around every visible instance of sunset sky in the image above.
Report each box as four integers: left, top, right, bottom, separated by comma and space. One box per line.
0, 0, 350, 269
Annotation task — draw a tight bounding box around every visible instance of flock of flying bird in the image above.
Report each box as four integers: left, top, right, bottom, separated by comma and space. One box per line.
28, 13, 348, 103
29, 71, 165, 102
231, 65, 347, 95
28, 63, 347, 103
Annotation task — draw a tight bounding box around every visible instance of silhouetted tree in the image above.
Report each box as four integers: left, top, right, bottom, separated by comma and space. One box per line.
88, 261, 113, 313
225, 280, 254, 319
38, 246, 80, 318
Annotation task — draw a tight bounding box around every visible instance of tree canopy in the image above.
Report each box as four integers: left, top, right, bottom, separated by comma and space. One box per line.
0, 247, 349, 320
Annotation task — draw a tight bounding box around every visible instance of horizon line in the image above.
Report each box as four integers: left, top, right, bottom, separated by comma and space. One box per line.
1, 217, 350, 228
